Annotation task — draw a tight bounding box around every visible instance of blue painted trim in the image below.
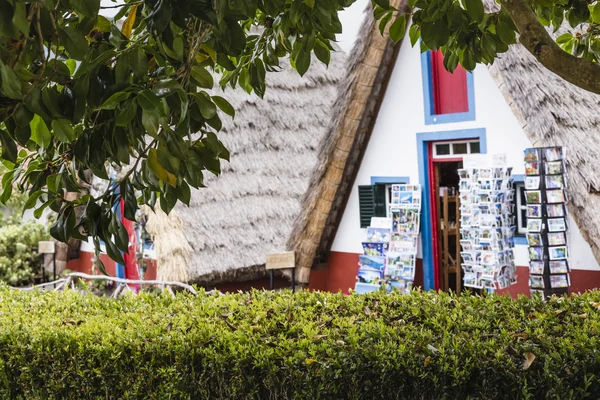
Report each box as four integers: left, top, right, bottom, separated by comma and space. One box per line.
417, 128, 487, 291
420, 50, 476, 125
370, 176, 410, 185
512, 174, 525, 182
514, 236, 528, 245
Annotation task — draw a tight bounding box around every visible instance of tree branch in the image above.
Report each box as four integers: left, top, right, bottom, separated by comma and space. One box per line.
500, 0, 600, 94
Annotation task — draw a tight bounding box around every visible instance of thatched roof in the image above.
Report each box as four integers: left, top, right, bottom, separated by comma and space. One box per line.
146, 46, 346, 285
288, 1, 600, 283
287, 0, 407, 283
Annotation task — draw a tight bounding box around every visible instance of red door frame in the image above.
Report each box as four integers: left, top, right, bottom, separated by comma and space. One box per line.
427, 143, 463, 290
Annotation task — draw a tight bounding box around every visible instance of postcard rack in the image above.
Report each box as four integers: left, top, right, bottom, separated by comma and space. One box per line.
458, 159, 517, 292
523, 146, 570, 297
354, 185, 422, 294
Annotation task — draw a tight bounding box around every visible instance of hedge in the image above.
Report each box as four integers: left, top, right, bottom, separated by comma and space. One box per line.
1, 288, 600, 399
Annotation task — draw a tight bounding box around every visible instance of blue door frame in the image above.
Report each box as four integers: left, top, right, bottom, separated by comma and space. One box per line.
417, 128, 487, 290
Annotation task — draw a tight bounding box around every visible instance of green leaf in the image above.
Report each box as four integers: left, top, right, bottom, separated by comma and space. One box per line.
378, 11, 393, 37
142, 109, 160, 137
409, 24, 420, 47
0, 60, 22, 99
99, 92, 131, 110
496, 21, 516, 45
463, 0, 484, 23
137, 90, 164, 113
314, 40, 331, 66
95, 15, 111, 32
212, 96, 235, 118
194, 93, 217, 120
116, 100, 138, 126
373, 0, 390, 9
148, 148, 176, 187
71, 0, 101, 18
294, 49, 311, 77
0, 130, 17, 163
556, 33, 573, 45
191, 66, 214, 89
304, 0, 315, 8
12, 2, 28, 36
389, 14, 407, 43
593, 4, 600, 24
22, 190, 44, 215
52, 119, 75, 143
58, 26, 89, 60
176, 182, 191, 206
29, 114, 51, 149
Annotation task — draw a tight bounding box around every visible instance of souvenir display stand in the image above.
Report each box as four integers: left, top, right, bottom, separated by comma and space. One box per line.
354, 185, 422, 294
457, 155, 518, 292
523, 147, 570, 297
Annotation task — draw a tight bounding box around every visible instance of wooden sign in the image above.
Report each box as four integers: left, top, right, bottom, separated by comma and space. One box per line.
38, 241, 55, 254
266, 252, 295, 270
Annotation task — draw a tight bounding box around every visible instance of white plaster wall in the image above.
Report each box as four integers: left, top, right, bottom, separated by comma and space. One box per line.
331, 40, 600, 271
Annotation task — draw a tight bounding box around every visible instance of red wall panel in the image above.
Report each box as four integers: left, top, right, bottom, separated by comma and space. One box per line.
430, 50, 469, 115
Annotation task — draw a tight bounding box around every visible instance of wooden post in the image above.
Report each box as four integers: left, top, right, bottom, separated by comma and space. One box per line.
266, 252, 296, 291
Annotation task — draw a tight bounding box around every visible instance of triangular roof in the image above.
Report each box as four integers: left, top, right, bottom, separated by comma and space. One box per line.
288, 1, 600, 283
146, 46, 347, 284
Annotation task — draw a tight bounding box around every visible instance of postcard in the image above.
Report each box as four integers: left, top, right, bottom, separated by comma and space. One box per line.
547, 190, 565, 204
545, 147, 563, 162
549, 260, 569, 274
461, 252, 474, 263
525, 176, 540, 190
525, 162, 539, 176
359, 255, 386, 271
527, 218, 542, 232
529, 261, 545, 275
524, 148, 539, 162
479, 169, 492, 179
460, 240, 473, 252
545, 161, 563, 175
527, 205, 542, 218
400, 266, 415, 280
547, 204, 565, 218
458, 169, 470, 180
550, 274, 569, 288
354, 282, 380, 294
548, 218, 566, 232
527, 233, 543, 247
530, 275, 545, 289
529, 247, 543, 261
362, 242, 387, 256
370, 217, 393, 229
549, 245, 568, 260
525, 190, 541, 204
366, 228, 391, 243
546, 175, 564, 190
463, 273, 479, 288
548, 232, 566, 246
357, 268, 383, 284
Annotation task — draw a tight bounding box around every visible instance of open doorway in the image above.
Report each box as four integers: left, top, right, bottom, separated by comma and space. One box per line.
427, 139, 481, 293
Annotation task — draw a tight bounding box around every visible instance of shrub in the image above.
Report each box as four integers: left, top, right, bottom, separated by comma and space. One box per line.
0, 289, 600, 399
0, 221, 49, 286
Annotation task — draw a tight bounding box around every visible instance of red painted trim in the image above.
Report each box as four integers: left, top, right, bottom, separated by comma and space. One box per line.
427, 143, 441, 290
430, 157, 464, 163
430, 50, 469, 115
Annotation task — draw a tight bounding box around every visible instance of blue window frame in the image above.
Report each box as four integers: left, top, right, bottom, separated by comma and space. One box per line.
420, 51, 476, 125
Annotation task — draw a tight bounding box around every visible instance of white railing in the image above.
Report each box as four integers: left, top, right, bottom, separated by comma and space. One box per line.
10, 272, 201, 297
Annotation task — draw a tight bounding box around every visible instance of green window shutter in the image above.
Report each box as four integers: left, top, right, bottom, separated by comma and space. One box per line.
358, 185, 387, 228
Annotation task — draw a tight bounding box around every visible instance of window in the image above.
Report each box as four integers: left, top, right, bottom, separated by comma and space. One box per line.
430, 50, 469, 115
514, 182, 527, 235
433, 140, 481, 158
358, 179, 409, 228
421, 50, 476, 125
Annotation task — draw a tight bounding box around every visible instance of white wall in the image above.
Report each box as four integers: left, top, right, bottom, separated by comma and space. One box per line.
331, 38, 600, 271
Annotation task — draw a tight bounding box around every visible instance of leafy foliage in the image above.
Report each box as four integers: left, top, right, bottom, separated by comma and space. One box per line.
0, 187, 49, 286
376, 0, 600, 72
1, 289, 600, 398
0, 0, 352, 268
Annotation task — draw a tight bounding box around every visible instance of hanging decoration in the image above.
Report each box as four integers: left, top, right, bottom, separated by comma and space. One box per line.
458, 155, 517, 291
523, 147, 570, 298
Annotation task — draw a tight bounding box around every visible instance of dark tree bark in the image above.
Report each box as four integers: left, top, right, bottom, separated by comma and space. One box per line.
501, 0, 600, 95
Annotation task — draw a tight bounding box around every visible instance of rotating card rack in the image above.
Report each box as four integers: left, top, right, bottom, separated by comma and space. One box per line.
523, 147, 570, 298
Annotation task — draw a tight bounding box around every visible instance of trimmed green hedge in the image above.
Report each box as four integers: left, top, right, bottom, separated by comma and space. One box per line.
0, 289, 600, 399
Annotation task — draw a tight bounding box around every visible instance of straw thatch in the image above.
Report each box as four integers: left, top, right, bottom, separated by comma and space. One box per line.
484, 17, 600, 265
289, 1, 600, 283
146, 47, 346, 284
287, 0, 408, 283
